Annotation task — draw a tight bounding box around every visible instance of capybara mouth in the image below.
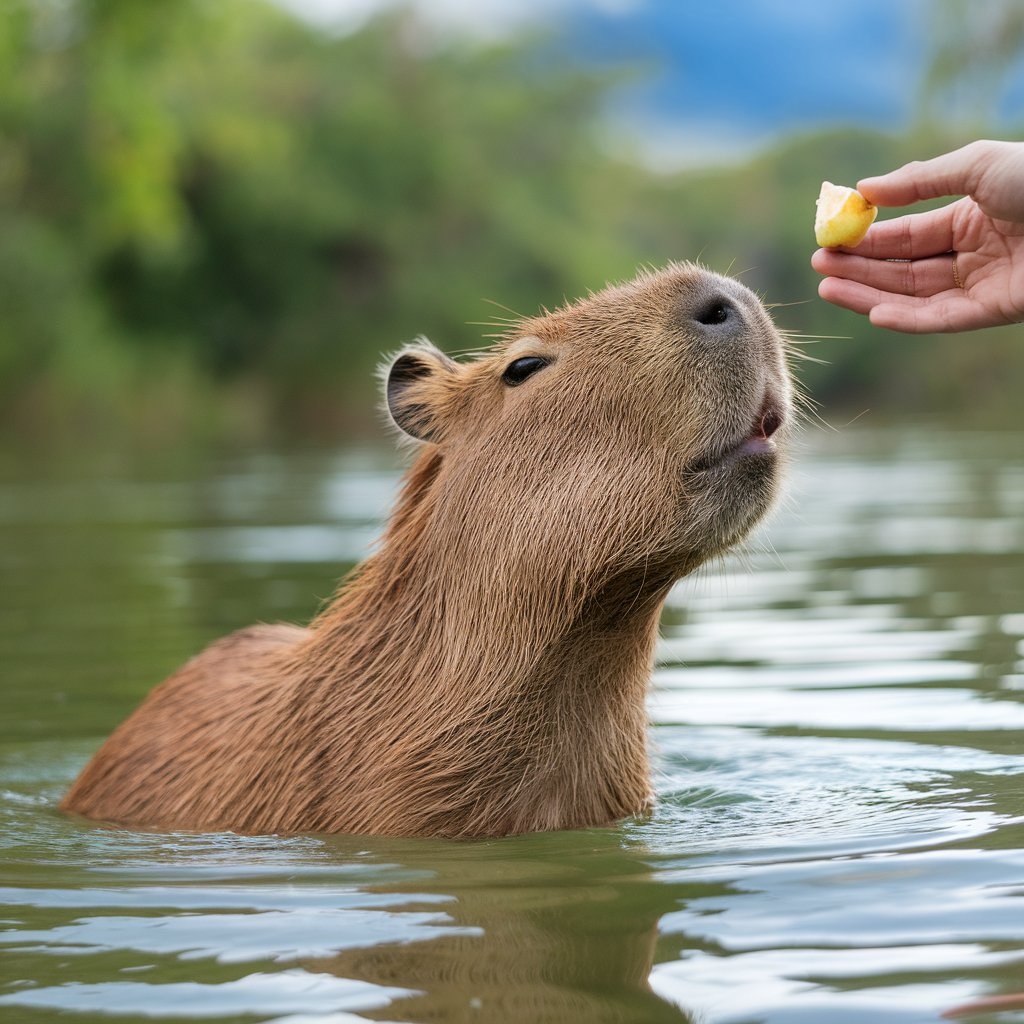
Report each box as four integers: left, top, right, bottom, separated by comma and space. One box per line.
688, 396, 784, 473
747, 397, 783, 446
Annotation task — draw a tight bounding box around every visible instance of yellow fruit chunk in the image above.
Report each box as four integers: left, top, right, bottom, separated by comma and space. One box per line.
814, 181, 877, 248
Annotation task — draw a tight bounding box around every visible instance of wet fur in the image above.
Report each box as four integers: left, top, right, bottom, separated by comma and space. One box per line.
62, 262, 793, 838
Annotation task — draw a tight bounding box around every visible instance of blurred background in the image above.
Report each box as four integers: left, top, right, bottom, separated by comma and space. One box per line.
5, 7, 1024, 1021
2, 0, 1024, 445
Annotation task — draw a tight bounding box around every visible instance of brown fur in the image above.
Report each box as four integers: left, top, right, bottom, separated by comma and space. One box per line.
61, 262, 793, 838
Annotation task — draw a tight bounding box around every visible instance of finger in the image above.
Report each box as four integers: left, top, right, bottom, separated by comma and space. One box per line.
817, 276, 897, 317
811, 250, 958, 298
857, 141, 991, 207
870, 296, 998, 334
837, 203, 961, 261
818, 276, 996, 333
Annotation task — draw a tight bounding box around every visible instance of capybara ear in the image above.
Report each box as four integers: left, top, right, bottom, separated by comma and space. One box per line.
384, 341, 459, 443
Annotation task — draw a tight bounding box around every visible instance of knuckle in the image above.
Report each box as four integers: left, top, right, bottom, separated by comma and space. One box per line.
904, 260, 920, 295
900, 217, 915, 258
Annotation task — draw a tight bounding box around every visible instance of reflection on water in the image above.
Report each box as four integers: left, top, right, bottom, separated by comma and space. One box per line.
1, 426, 1023, 1023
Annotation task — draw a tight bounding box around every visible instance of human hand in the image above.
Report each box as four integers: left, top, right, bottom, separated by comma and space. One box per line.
811, 140, 1024, 333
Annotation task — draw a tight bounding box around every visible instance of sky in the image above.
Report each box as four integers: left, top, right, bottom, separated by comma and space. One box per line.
276, 0, 1024, 169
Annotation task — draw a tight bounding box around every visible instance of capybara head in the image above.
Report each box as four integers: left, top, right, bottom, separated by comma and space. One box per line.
384, 261, 792, 604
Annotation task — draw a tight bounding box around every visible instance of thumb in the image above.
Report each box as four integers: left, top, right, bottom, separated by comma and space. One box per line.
857, 141, 989, 208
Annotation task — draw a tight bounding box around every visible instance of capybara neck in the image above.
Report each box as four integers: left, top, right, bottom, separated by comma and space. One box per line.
60, 261, 793, 839
295, 449, 669, 837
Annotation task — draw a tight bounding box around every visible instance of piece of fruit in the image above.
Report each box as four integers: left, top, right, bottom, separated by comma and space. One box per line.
814, 181, 877, 248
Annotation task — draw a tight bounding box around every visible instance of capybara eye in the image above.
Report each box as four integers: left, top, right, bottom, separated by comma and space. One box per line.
695, 299, 732, 326
502, 356, 549, 387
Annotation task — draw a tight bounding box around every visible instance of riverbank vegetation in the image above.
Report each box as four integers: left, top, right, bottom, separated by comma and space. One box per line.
2, 0, 1022, 443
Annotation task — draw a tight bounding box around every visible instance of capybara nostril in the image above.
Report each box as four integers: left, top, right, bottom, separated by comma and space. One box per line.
693, 296, 735, 327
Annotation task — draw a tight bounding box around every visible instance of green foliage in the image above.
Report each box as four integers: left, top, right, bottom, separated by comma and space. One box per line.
0, 0, 1021, 441
919, 0, 1024, 129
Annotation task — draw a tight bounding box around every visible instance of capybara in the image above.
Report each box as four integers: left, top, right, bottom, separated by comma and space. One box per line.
61, 262, 793, 838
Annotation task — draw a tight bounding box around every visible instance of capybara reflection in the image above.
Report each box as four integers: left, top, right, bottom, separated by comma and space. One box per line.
307, 835, 695, 1024
62, 262, 793, 838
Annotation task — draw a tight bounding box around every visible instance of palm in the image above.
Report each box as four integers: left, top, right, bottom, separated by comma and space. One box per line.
949, 200, 1024, 328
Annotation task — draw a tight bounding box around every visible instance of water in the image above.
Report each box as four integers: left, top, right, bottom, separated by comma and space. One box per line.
1, 426, 1023, 1024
